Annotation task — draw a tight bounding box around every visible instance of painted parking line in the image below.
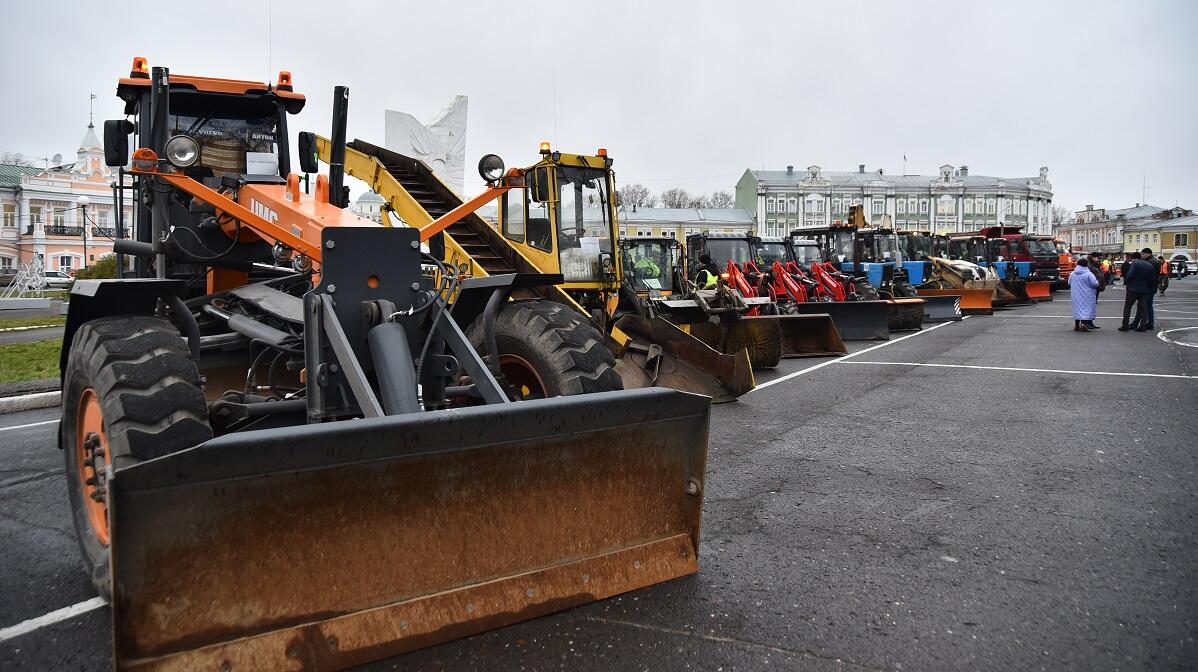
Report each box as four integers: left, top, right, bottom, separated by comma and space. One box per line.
0, 597, 107, 643
837, 360, 1198, 380
997, 315, 1198, 320
1157, 326, 1198, 349
0, 419, 58, 433
747, 318, 965, 393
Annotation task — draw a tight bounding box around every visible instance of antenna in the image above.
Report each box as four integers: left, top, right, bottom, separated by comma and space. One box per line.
551, 68, 558, 146
88, 92, 97, 126
267, 0, 272, 81
1142, 176, 1149, 204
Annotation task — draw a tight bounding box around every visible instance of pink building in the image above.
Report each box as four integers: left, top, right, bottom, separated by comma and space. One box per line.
0, 123, 131, 274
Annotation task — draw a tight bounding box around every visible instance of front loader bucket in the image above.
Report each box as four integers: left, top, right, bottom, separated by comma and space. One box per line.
917, 288, 994, 315
1001, 279, 1031, 304
886, 298, 926, 332
1025, 280, 1053, 302
611, 314, 754, 402
109, 388, 710, 671
791, 301, 890, 341
768, 313, 847, 357
919, 294, 963, 322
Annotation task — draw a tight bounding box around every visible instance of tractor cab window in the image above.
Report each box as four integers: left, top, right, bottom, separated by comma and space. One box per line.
623, 241, 673, 292
874, 233, 898, 262
500, 191, 524, 243
704, 238, 752, 267
555, 166, 611, 281
756, 242, 790, 266
791, 243, 822, 266
167, 95, 280, 176
902, 233, 933, 261
1026, 239, 1056, 257
829, 230, 854, 262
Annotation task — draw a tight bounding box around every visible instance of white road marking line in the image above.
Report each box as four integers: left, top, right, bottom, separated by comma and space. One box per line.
838, 360, 1198, 380
1157, 326, 1198, 349
0, 324, 59, 333
0, 419, 58, 433
747, 319, 962, 393
0, 597, 107, 643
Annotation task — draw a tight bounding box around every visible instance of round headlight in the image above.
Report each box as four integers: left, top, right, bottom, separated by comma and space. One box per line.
478, 154, 505, 183
165, 135, 200, 168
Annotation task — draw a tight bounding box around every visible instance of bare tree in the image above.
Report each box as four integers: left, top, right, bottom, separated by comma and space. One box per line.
0, 151, 36, 167
617, 183, 655, 208
660, 188, 694, 209
1050, 205, 1072, 226
706, 190, 734, 208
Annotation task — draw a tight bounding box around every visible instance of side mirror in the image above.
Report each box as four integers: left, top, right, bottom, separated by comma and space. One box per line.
599, 251, 615, 278
297, 132, 318, 173
103, 120, 133, 167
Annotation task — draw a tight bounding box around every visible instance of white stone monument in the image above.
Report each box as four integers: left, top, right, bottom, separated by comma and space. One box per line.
384, 96, 468, 196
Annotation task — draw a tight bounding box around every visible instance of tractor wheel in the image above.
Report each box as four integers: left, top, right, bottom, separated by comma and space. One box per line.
474, 300, 622, 399
61, 316, 211, 599
725, 318, 782, 369
854, 281, 880, 301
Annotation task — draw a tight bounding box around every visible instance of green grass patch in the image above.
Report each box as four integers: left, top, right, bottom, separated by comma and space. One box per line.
0, 315, 66, 330
0, 339, 61, 383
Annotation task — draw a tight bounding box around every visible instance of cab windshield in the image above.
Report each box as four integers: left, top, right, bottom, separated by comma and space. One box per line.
705, 238, 753, 266
874, 232, 899, 262
756, 242, 791, 266
792, 243, 822, 265
167, 94, 280, 175
623, 241, 673, 292
902, 233, 934, 260
555, 166, 612, 282
1026, 239, 1057, 256
828, 230, 854, 262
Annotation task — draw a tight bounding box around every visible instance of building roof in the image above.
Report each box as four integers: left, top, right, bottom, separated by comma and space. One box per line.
0, 164, 42, 189
749, 168, 1048, 192
1104, 204, 1166, 220
477, 205, 754, 227
1125, 214, 1198, 232
79, 124, 102, 152
356, 191, 385, 204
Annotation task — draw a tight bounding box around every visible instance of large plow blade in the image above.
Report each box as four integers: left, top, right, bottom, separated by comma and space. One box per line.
770, 313, 846, 357
886, 298, 926, 332
918, 294, 963, 322
917, 288, 993, 315
1025, 281, 1053, 302
611, 314, 754, 402
791, 301, 890, 340
110, 388, 710, 671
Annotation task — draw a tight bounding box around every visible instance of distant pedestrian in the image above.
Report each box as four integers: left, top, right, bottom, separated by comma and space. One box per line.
1085, 251, 1106, 326
1158, 256, 1169, 295
1140, 249, 1161, 329
1069, 258, 1099, 332
1120, 253, 1135, 283
1100, 255, 1113, 284
1119, 249, 1156, 332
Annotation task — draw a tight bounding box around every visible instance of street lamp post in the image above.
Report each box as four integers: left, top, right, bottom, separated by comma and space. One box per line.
77, 195, 90, 270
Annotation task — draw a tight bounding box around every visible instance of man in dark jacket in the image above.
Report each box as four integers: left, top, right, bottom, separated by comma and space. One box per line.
1140, 249, 1161, 329
1120, 248, 1156, 331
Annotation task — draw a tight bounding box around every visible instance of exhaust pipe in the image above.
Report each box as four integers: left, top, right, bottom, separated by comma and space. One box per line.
328, 86, 349, 208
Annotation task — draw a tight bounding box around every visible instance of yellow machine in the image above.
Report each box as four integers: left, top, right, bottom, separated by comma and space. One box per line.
917, 255, 1013, 313
317, 138, 755, 400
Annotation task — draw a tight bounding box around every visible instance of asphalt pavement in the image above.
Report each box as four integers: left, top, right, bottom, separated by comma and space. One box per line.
1, 281, 1196, 671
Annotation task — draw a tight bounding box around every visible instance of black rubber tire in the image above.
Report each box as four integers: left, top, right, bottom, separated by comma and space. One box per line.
725, 318, 782, 369
854, 281, 880, 301
61, 316, 211, 599
472, 300, 623, 398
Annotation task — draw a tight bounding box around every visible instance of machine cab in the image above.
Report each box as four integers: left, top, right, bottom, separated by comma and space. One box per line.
620, 237, 679, 295
754, 236, 793, 267
496, 146, 618, 288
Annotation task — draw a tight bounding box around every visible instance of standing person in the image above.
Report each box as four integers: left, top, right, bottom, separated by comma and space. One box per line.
1158, 256, 1170, 295
1119, 250, 1155, 331
693, 254, 721, 289
1141, 249, 1161, 329
1085, 251, 1106, 329
1069, 258, 1099, 332
1100, 255, 1112, 284
1120, 252, 1134, 283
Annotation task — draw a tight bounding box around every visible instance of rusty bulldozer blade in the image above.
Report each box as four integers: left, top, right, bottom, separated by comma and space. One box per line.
109, 388, 709, 671
886, 298, 926, 332
611, 314, 754, 402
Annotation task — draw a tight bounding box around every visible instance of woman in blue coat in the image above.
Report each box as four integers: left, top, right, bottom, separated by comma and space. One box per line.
1069, 257, 1099, 332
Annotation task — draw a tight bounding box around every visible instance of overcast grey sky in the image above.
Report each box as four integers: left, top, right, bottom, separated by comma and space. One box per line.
2, 0, 1195, 212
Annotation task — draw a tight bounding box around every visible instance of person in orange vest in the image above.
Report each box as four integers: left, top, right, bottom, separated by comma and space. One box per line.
1158, 255, 1170, 295
1100, 256, 1112, 284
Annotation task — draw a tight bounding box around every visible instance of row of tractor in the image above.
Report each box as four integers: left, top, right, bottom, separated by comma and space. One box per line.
60, 59, 1068, 671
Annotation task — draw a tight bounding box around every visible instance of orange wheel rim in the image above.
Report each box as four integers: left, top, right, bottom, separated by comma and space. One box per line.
76, 388, 110, 546
498, 354, 547, 400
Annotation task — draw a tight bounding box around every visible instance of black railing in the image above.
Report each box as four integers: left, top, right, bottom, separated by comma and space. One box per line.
45, 225, 84, 236
91, 226, 117, 238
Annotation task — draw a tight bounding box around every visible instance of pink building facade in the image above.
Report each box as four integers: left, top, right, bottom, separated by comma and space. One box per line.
0, 124, 130, 274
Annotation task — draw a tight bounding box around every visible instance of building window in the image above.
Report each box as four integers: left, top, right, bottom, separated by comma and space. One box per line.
637, 229, 652, 237
872, 198, 885, 215
963, 199, 972, 214
664, 230, 676, 239
765, 198, 774, 213
985, 198, 996, 215
31, 207, 42, 226
832, 198, 841, 214
0, 256, 13, 270
57, 255, 75, 271
2, 204, 14, 227
907, 198, 916, 214
53, 209, 65, 227
919, 199, 929, 215
1173, 233, 1189, 247
805, 195, 824, 213
936, 196, 955, 215
788, 198, 798, 214
896, 199, 906, 214
1019, 199, 1027, 215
